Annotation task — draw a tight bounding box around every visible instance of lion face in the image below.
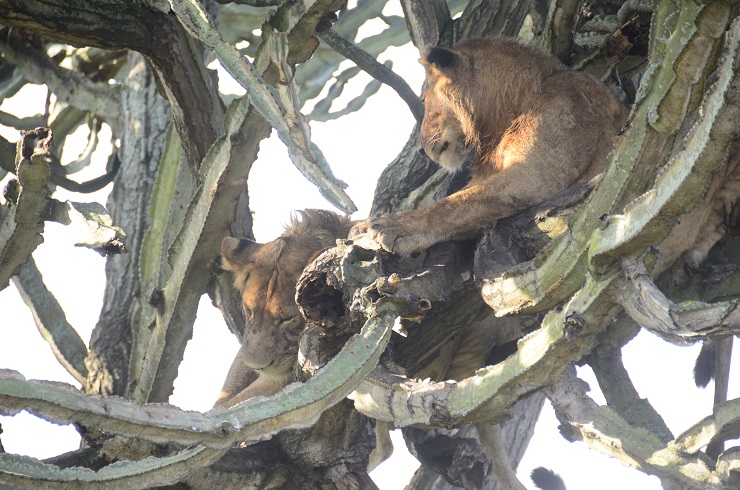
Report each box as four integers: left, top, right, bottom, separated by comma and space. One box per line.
221, 236, 305, 377
420, 86, 468, 172
220, 210, 353, 381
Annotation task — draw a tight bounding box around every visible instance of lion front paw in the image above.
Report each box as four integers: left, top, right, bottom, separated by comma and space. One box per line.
349, 213, 435, 255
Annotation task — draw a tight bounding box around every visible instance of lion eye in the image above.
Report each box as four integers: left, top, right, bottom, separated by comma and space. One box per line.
242, 304, 254, 321
267, 269, 280, 297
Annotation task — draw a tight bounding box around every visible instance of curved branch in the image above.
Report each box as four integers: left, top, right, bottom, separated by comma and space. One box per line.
545, 368, 726, 489
618, 257, 740, 344
0, 305, 394, 449
0, 445, 225, 489
11, 258, 88, 384
317, 28, 423, 122
0, 39, 121, 132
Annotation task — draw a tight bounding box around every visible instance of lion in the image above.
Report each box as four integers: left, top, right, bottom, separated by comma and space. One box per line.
352, 38, 629, 254
215, 208, 506, 472
214, 209, 354, 408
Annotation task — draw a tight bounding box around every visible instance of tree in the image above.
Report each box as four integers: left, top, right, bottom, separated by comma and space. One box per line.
0, 0, 738, 489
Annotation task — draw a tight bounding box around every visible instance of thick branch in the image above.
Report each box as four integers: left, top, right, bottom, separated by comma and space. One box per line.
400, 0, 452, 47
476, 423, 527, 490
542, 0, 582, 63
618, 257, 740, 344
454, 0, 534, 40
545, 368, 727, 489
0, 445, 225, 489
0, 308, 393, 449
587, 340, 673, 443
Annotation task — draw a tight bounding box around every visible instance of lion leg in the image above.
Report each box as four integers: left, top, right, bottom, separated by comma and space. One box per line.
213, 345, 292, 408
657, 151, 740, 285
357, 151, 588, 255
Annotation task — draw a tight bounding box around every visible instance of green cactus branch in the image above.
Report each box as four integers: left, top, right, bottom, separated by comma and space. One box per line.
0, 444, 225, 489
168, 0, 356, 213
478, 1, 737, 317
0, 305, 393, 450
0, 128, 52, 291
589, 13, 739, 268
11, 258, 89, 385
350, 252, 620, 427
545, 368, 729, 489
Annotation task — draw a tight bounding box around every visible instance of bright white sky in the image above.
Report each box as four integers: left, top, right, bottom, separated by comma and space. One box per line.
0, 3, 738, 489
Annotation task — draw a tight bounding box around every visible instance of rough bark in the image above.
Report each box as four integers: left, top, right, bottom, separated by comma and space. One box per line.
85, 52, 171, 397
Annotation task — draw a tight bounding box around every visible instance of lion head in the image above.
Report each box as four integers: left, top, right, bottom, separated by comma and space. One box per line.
419, 38, 563, 171
219, 210, 353, 398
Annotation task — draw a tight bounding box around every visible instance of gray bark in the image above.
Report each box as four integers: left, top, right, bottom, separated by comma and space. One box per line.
85, 53, 172, 397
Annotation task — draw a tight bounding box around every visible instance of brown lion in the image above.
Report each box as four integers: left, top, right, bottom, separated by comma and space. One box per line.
352, 38, 629, 254
215, 210, 353, 408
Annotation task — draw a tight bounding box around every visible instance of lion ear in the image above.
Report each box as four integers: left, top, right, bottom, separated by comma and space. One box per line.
221, 237, 259, 270
420, 45, 458, 70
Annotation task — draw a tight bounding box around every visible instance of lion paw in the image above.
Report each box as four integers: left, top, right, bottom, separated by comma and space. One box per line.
350, 214, 432, 255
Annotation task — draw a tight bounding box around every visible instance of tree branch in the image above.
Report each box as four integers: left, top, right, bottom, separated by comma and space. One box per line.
476, 423, 527, 490
706, 336, 733, 459
454, 0, 534, 40
11, 258, 89, 385
0, 307, 393, 448
545, 367, 728, 489
0, 128, 51, 291
0, 444, 225, 488
317, 28, 423, 122
587, 340, 673, 443
618, 257, 740, 343
542, 0, 582, 63
399, 0, 452, 47
0, 39, 121, 132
